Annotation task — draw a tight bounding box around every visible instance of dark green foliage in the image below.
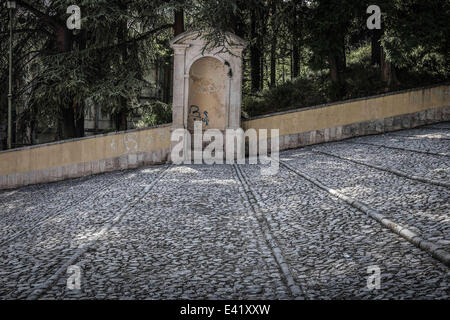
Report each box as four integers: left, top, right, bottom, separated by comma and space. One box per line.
0, 0, 178, 145
136, 100, 172, 128
243, 42, 448, 118
243, 74, 330, 118
1, 0, 449, 148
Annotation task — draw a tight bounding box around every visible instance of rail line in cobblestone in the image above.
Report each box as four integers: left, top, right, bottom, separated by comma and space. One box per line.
343, 141, 449, 158
0, 169, 125, 219
233, 164, 305, 299
0, 194, 6, 208
26, 165, 173, 300
0, 181, 62, 210
278, 160, 450, 267
311, 149, 450, 188
422, 126, 450, 130
0, 184, 40, 202
0, 170, 105, 204
1, 123, 449, 300
0, 170, 132, 248
387, 133, 450, 141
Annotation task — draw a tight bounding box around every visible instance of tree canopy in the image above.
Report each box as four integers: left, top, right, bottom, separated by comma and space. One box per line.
0, 0, 448, 148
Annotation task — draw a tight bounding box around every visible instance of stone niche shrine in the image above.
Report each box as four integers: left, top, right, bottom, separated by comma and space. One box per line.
169, 31, 247, 157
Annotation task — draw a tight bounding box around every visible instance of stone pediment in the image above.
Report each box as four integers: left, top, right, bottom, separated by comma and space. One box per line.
170, 30, 247, 50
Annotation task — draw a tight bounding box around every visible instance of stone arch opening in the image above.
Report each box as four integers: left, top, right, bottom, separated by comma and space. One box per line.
187, 56, 228, 132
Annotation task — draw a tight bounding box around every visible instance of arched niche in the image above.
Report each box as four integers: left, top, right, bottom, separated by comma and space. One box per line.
169, 31, 247, 134
187, 56, 227, 131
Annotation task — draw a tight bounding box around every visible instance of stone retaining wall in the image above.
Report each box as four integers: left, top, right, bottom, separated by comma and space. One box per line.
0, 124, 171, 190
269, 106, 450, 152
242, 85, 449, 151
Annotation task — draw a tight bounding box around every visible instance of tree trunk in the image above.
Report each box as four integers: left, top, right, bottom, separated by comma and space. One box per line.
328, 51, 346, 99
15, 1, 77, 140
116, 10, 129, 132
342, 41, 346, 71
174, 10, 184, 36
291, 2, 300, 79
270, 0, 278, 87
250, 10, 261, 93
73, 30, 87, 138
74, 100, 85, 137
270, 36, 277, 87
292, 40, 300, 78
30, 104, 37, 145
371, 29, 382, 66
328, 54, 340, 84
260, 54, 264, 90
232, 0, 245, 38
60, 107, 76, 140
74, 113, 85, 137
120, 111, 127, 130
328, 45, 346, 84
381, 49, 399, 91
56, 25, 78, 139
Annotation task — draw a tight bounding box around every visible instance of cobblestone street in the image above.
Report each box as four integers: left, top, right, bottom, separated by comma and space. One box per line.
0, 123, 449, 300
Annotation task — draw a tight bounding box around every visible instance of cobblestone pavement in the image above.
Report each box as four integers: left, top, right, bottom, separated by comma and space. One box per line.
0, 124, 449, 299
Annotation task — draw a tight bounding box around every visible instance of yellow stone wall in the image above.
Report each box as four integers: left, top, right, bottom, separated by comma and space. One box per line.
0, 125, 171, 176
242, 85, 449, 137
0, 85, 448, 189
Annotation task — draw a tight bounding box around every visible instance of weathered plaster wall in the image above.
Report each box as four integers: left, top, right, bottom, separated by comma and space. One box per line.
188, 57, 227, 131
243, 84, 450, 150
0, 124, 171, 189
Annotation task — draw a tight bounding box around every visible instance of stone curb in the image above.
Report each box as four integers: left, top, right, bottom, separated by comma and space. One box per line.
233, 164, 305, 300
26, 165, 172, 300
421, 125, 450, 130
344, 141, 449, 158
312, 149, 450, 189
387, 133, 450, 141
279, 160, 450, 267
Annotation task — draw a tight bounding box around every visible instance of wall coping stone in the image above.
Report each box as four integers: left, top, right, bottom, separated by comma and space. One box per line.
244, 83, 449, 121
0, 123, 172, 155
